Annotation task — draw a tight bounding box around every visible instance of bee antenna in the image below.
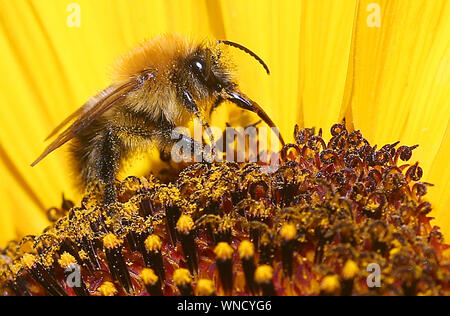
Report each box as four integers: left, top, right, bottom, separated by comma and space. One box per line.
217, 40, 270, 75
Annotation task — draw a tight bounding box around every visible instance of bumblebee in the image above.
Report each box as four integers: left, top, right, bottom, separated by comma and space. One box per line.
32, 34, 284, 204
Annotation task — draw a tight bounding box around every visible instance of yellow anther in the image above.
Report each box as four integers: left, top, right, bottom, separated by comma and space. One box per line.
58, 252, 77, 269
103, 233, 123, 249
21, 254, 36, 269
173, 268, 192, 286
176, 214, 194, 234
145, 234, 162, 252
238, 240, 255, 259
280, 223, 297, 241
320, 275, 340, 293
254, 265, 273, 284
140, 268, 159, 285
197, 279, 215, 296
214, 242, 234, 261
342, 260, 359, 279
98, 281, 118, 296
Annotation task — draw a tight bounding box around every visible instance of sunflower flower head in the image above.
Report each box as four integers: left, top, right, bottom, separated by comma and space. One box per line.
0, 123, 448, 296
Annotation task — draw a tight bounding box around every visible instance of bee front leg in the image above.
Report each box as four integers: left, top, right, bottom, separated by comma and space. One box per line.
180, 89, 216, 157
163, 129, 213, 164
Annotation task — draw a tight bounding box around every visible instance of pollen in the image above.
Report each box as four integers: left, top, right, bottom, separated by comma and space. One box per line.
196, 279, 215, 296
58, 252, 76, 269
103, 233, 123, 249
238, 240, 255, 259
140, 268, 158, 286
280, 223, 296, 241
98, 281, 118, 296
342, 260, 359, 280
390, 247, 401, 257
78, 250, 88, 260
144, 234, 162, 252
10, 263, 21, 275
21, 254, 36, 270
214, 242, 234, 261
320, 275, 341, 293
176, 214, 194, 234
254, 265, 273, 284
173, 268, 192, 286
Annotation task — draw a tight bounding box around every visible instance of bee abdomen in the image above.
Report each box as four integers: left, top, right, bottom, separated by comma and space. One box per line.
70, 122, 123, 197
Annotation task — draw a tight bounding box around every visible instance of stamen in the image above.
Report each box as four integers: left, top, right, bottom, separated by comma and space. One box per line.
78, 235, 101, 271
58, 252, 90, 296
238, 240, 257, 294
140, 268, 163, 296
21, 253, 67, 296
320, 275, 341, 296
196, 279, 216, 296
258, 235, 277, 265
214, 242, 234, 295
139, 196, 154, 217
59, 238, 90, 272
176, 214, 198, 275
142, 234, 165, 281
97, 281, 118, 296
254, 265, 277, 296
7, 264, 32, 296
124, 226, 138, 252
341, 260, 359, 296
102, 233, 134, 294
2, 123, 449, 297
7, 276, 32, 296
166, 205, 182, 245
214, 216, 233, 244
280, 223, 297, 278
173, 268, 194, 296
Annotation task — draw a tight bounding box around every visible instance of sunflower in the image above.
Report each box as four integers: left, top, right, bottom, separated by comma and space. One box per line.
0, 0, 448, 296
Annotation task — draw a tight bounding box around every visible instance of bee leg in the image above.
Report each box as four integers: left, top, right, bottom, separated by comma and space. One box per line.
159, 147, 172, 162
165, 129, 213, 163
103, 183, 116, 205
98, 130, 122, 205
180, 89, 216, 155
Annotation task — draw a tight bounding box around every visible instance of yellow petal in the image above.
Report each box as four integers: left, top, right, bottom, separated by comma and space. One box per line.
428, 125, 450, 238
299, 0, 356, 139
0, 150, 48, 245
342, 0, 450, 236
219, 0, 356, 140
219, 0, 303, 140
0, 160, 16, 245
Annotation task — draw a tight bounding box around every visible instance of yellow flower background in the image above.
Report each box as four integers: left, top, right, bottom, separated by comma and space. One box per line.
0, 0, 448, 245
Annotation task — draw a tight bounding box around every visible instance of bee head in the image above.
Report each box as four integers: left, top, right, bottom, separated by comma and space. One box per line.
175, 39, 285, 146
185, 40, 270, 96
185, 45, 234, 96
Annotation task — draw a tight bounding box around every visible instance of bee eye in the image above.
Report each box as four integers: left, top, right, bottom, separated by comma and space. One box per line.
191, 58, 209, 82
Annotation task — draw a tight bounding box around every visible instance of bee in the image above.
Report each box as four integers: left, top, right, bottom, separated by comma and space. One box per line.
32, 34, 285, 205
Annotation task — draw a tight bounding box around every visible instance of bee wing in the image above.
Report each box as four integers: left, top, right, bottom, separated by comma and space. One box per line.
45, 86, 116, 140
31, 80, 139, 167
